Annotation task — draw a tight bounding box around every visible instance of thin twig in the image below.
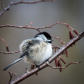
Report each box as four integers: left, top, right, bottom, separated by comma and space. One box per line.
0, 22, 59, 29
0, 22, 79, 32
10, 31, 84, 84
51, 36, 66, 44
8, 71, 16, 84
56, 22, 74, 30
8, 72, 12, 84
47, 61, 81, 69
55, 22, 79, 35
0, 38, 9, 52
0, 51, 20, 54
52, 44, 60, 49
1, 0, 4, 10
36, 29, 41, 32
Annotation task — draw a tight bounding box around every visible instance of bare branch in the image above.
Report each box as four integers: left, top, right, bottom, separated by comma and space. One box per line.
10, 31, 84, 84
0, 0, 54, 16
0, 22, 80, 35
0, 22, 59, 29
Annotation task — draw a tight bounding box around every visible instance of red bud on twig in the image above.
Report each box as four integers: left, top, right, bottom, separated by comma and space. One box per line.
60, 57, 66, 64
55, 58, 58, 67
55, 48, 56, 52
69, 30, 74, 39
31, 65, 35, 69
6, 46, 9, 52
36, 72, 38, 75
58, 60, 62, 72
65, 50, 68, 57
31, 65, 38, 75
74, 30, 79, 35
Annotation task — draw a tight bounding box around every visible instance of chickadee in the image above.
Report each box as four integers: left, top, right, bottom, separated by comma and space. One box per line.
3, 32, 53, 71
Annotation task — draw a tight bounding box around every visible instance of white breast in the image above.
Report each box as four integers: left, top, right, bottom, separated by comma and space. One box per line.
39, 43, 52, 64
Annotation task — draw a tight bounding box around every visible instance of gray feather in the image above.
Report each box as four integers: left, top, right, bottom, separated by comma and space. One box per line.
3, 58, 22, 71
3, 50, 28, 71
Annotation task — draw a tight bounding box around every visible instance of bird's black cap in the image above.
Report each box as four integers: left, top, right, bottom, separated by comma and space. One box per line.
34, 32, 53, 43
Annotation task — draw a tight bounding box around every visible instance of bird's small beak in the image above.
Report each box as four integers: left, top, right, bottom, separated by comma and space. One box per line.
51, 40, 53, 42
50, 39, 53, 43
47, 39, 53, 43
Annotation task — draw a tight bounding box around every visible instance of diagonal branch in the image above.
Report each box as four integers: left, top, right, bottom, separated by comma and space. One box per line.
10, 31, 84, 84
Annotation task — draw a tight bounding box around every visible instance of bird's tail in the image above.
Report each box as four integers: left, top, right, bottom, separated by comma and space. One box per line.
3, 58, 22, 71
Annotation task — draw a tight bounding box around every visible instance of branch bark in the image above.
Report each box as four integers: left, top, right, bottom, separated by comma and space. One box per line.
10, 31, 84, 84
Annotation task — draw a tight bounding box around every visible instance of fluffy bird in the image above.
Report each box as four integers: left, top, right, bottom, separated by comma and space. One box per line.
3, 32, 53, 71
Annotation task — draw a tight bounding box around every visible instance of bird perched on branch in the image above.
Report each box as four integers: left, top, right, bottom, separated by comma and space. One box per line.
3, 32, 53, 71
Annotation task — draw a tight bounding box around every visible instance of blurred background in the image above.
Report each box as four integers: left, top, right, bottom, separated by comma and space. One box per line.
0, 0, 84, 84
